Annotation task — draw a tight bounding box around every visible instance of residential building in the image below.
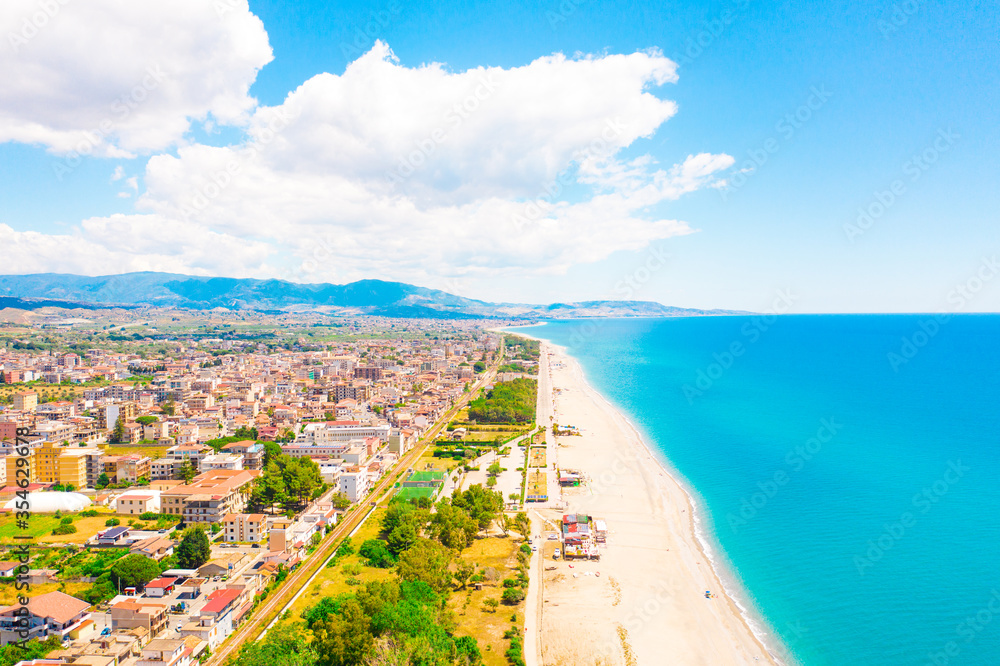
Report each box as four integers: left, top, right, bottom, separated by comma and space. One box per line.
12, 392, 37, 412
160, 470, 257, 524
218, 441, 263, 470
110, 600, 168, 635
198, 454, 243, 473
0, 591, 91, 645
337, 466, 370, 503
137, 639, 191, 666
222, 514, 265, 543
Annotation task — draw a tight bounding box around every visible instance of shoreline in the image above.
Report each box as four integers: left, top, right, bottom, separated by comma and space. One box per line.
510, 330, 787, 664
572, 352, 786, 663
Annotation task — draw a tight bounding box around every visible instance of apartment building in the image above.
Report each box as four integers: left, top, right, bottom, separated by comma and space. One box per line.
12, 391, 38, 412
0, 591, 91, 645
222, 513, 266, 543
337, 466, 370, 502
110, 600, 168, 636
160, 470, 257, 524
219, 440, 263, 470
34, 441, 102, 488
199, 454, 243, 473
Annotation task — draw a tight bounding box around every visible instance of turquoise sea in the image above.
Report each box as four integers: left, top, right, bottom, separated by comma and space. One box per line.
512, 315, 1000, 666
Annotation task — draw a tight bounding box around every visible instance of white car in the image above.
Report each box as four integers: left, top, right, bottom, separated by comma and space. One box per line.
553, 548, 561, 559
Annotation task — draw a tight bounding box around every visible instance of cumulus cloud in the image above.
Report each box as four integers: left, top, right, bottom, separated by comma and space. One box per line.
0, 0, 272, 155
6, 40, 732, 289
0, 216, 272, 275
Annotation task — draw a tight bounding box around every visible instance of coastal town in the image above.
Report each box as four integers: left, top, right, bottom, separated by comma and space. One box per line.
0, 308, 773, 666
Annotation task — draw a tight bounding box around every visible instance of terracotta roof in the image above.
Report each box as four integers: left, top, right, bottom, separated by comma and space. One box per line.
0, 591, 89, 624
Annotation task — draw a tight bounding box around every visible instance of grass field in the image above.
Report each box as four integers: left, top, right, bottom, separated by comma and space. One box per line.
0, 513, 114, 545
525, 472, 548, 501
0, 580, 91, 605
280, 507, 394, 623
102, 444, 170, 458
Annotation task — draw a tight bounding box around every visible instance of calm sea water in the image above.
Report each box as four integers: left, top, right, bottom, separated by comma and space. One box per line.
513, 315, 1000, 666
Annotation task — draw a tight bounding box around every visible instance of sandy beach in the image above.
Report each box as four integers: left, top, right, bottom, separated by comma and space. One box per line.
526, 340, 782, 666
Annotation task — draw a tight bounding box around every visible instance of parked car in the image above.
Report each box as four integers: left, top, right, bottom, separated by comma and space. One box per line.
553, 548, 561, 559
100, 627, 111, 636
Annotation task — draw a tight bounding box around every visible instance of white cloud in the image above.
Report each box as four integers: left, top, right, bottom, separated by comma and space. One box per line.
0, 216, 272, 276
7, 41, 732, 292
0, 0, 272, 156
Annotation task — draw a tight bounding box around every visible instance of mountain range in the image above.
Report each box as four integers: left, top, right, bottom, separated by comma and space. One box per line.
0, 272, 746, 319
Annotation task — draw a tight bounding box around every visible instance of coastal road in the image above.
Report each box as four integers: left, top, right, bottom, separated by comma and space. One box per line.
206, 354, 501, 665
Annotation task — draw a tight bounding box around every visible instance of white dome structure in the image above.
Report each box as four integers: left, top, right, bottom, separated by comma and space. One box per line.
3, 491, 92, 513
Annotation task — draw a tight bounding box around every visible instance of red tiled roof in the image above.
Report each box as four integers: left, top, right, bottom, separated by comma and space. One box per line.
201, 588, 240, 614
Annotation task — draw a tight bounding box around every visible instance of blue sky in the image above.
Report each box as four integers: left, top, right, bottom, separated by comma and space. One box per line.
1, 0, 997, 313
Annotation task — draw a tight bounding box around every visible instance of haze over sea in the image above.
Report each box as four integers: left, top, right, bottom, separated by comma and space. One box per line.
515, 315, 1000, 665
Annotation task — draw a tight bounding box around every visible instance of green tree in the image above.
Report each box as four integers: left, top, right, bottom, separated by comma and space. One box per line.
454, 561, 475, 589
387, 523, 418, 557
178, 459, 196, 483
397, 538, 453, 593
262, 441, 283, 466
513, 512, 530, 542
312, 598, 374, 666
96, 472, 110, 488
283, 457, 322, 507
111, 416, 126, 443
161, 400, 175, 416
358, 539, 395, 568
176, 526, 211, 569
228, 623, 317, 666
330, 492, 351, 510
110, 553, 161, 589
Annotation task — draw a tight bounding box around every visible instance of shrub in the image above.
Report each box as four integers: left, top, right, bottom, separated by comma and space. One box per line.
80, 509, 98, 517
52, 524, 78, 536
358, 539, 395, 568
501, 587, 525, 604
519, 544, 531, 555
60, 516, 74, 525
140, 512, 158, 520
502, 578, 518, 588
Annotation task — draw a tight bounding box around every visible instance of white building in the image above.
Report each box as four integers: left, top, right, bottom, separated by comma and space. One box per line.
338, 467, 370, 503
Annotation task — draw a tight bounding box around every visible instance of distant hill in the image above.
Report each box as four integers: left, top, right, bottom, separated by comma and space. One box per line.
0, 272, 746, 319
